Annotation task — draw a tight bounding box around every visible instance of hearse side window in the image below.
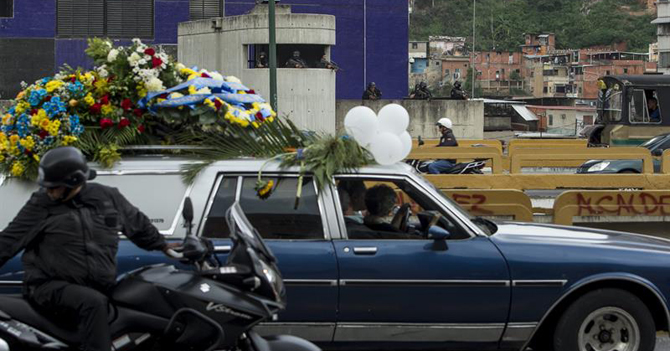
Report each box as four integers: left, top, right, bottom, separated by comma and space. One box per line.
335, 178, 469, 240
239, 176, 324, 240
202, 177, 238, 238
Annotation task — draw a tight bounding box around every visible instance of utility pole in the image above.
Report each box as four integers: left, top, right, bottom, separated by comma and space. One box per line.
269, 0, 278, 111
471, 0, 476, 98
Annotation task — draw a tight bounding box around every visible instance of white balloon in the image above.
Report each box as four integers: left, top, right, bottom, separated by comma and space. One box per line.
344, 106, 379, 146
378, 104, 410, 135
399, 131, 412, 159
369, 132, 404, 165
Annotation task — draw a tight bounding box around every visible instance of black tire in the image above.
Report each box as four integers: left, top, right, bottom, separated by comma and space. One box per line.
554, 288, 656, 351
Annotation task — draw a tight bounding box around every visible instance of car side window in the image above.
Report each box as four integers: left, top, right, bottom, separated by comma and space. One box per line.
239, 176, 324, 240
201, 176, 238, 238
335, 178, 469, 240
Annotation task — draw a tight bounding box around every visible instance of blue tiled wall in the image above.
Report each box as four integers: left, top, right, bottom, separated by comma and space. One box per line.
0, 0, 408, 99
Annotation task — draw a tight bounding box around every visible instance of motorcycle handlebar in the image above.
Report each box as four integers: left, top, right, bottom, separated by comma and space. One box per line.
165, 248, 184, 259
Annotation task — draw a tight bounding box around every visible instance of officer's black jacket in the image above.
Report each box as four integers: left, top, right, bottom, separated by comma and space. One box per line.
0, 183, 167, 292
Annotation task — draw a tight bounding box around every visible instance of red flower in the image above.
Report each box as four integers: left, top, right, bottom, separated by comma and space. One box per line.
90, 103, 102, 115
118, 118, 131, 129
100, 118, 114, 129
133, 108, 144, 117
144, 48, 156, 56
38, 130, 48, 139
100, 95, 109, 105
70, 76, 76, 83
44, 96, 52, 102
137, 125, 145, 134
248, 89, 256, 94
255, 112, 265, 121
201, 72, 211, 78
30, 109, 38, 115
151, 57, 163, 68
213, 99, 222, 110
121, 98, 133, 111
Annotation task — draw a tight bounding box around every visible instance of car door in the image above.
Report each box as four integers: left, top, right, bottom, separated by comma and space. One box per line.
198, 174, 338, 342
331, 175, 510, 347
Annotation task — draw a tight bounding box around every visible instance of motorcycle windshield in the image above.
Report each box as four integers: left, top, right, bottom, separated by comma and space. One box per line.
225, 202, 285, 304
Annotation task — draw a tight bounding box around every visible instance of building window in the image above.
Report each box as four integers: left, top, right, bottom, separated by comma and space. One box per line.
190, 0, 223, 20
661, 52, 670, 68
624, 68, 628, 74
435, 61, 440, 66
0, 0, 12, 17
549, 115, 554, 126
57, 0, 154, 39
606, 70, 611, 76
411, 43, 418, 49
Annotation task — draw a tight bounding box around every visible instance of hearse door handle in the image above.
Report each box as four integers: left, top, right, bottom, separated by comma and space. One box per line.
353, 247, 378, 255
214, 245, 232, 254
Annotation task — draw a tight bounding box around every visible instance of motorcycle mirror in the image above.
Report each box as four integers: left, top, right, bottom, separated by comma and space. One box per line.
182, 197, 194, 224
418, 136, 425, 147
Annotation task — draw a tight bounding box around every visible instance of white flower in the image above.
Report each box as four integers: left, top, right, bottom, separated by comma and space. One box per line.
175, 63, 186, 71
133, 76, 141, 82
196, 87, 212, 95
132, 67, 140, 73
139, 59, 147, 65
98, 68, 109, 78
225, 76, 242, 84
128, 52, 142, 66
132, 38, 142, 45
145, 77, 165, 92
144, 55, 151, 61
136, 45, 146, 53
105, 41, 112, 48
107, 49, 119, 63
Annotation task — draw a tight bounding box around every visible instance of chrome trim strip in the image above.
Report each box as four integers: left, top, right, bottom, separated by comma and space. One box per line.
512, 280, 568, 287
213, 245, 232, 253
340, 279, 510, 287
283, 279, 338, 286
255, 322, 335, 342
519, 276, 670, 351
96, 170, 183, 176
197, 174, 225, 237
334, 323, 505, 342
0, 281, 22, 287
314, 179, 332, 240
502, 323, 538, 343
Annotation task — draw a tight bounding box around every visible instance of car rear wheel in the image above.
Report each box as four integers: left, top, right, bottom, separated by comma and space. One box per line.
554, 288, 655, 351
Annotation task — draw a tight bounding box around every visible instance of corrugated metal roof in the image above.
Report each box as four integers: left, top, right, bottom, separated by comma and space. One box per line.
512, 105, 539, 121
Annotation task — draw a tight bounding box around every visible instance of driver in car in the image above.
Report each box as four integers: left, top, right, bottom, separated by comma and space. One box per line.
363, 185, 402, 232
0, 147, 180, 351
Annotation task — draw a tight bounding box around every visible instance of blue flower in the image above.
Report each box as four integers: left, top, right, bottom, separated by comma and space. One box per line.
43, 97, 67, 117
16, 114, 30, 138
1, 125, 12, 134
29, 89, 47, 106
67, 81, 85, 97
69, 114, 84, 135
41, 77, 52, 85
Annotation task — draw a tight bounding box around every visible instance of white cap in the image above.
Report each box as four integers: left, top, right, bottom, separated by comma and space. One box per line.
436, 118, 453, 129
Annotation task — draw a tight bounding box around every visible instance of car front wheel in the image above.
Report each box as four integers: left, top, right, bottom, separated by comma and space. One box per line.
554, 288, 656, 351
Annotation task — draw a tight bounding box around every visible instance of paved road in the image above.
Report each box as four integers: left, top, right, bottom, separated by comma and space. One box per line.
657, 335, 670, 350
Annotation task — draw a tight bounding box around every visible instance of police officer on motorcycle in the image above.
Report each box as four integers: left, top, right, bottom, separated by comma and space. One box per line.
0, 147, 179, 351
428, 118, 459, 174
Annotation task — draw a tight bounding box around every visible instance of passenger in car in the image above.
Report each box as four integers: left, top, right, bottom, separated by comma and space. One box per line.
337, 180, 367, 221
363, 185, 401, 233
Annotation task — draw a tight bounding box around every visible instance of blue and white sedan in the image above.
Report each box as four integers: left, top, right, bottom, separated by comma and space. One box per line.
0, 159, 668, 351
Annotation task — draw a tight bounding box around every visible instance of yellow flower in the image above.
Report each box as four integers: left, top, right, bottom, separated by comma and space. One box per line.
9, 146, 19, 156
9, 135, 19, 146
69, 99, 78, 107
180, 68, 196, 76
136, 84, 147, 98
84, 93, 95, 106
188, 85, 197, 95
101, 104, 114, 116
45, 80, 64, 93
203, 99, 216, 110
2, 114, 12, 125
187, 73, 199, 81
40, 117, 51, 130
11, 162, 25, 177
16, 91, 25, 100
15, 101, 29, 115
33, 154, 39, 162
94, 79, 108, 93
0, 132, 6, 143
31, 110, 46, 127
252, 121, 260, 128
19, 136, 35, 151
0, 154, 4, 163
62, 136, 78, 146
48, 120, 61, 136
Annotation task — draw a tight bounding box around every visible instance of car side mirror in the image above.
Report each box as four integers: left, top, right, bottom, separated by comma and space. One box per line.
653, 149, 663, 157
182, 197, 194, 234
427, 226, 451, 241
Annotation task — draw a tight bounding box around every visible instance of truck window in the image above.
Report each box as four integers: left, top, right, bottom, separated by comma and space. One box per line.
629, 89, 662, 124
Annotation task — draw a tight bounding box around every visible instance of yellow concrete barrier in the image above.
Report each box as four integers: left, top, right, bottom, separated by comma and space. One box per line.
662, 149, 670, 174
553, 190, 670, 225
508, 139, 587, 148
408, 147, 504, 174
509, 147, 653, 174
443, 190, 534, 222
412, 139, 503, 153
425, 174, 670, 190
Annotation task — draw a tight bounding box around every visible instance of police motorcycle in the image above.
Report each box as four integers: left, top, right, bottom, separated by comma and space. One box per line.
0, 199, 320, 351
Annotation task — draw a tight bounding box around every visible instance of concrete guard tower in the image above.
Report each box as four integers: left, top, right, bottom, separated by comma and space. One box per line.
178, 4, 336, 133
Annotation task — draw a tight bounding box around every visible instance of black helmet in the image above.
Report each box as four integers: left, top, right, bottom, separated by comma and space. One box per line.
38, 147, 95, 188
454, 81, 462, 88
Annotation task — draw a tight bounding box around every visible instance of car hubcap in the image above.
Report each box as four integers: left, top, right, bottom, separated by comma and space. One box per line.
578, 307, 640, 351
